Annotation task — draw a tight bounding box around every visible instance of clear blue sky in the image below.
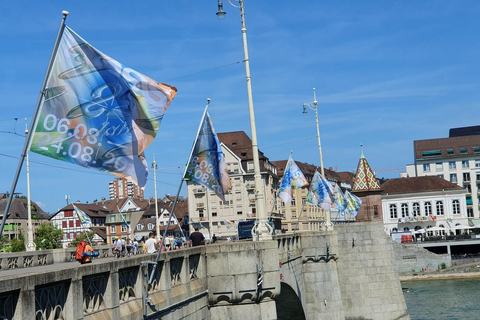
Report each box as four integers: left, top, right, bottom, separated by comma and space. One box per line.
1, 1, 480, 213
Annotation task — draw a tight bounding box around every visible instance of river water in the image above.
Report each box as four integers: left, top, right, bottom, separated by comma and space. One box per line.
402, 279, 480, 320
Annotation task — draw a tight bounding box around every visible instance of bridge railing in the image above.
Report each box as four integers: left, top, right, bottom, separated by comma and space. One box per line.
0, 247, 208, 320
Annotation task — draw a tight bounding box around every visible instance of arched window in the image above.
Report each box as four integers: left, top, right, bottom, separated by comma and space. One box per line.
390, 204, 397, 219
401, 203, 408, 218
436, 201, 444, 215
392, 228, 398, 233
424, 202, 432, 216
452, 200, 460, 215
403, 227, 410, 232
412, 203, 420, 217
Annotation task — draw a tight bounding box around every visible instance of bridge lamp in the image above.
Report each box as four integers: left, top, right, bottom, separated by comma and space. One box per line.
215, 0, 271, 240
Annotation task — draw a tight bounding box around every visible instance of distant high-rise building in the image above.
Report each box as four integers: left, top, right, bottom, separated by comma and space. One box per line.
109, 178, 144, 200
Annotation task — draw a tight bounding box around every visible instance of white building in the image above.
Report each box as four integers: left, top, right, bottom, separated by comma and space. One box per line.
381, 176, 468, 236
406, 126, 480, 225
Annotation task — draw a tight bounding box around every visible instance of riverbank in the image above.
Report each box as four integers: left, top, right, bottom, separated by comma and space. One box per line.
400, 260, 480, 281
400, 272, 480, 281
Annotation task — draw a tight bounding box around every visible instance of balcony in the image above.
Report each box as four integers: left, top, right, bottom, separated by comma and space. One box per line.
193, 188, 205, 194
197, 203, 205, 208
199, 217, 205, 221
246, 183, 255, 190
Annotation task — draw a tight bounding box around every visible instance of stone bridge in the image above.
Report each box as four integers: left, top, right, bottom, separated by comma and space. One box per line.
0, 222, 409, 319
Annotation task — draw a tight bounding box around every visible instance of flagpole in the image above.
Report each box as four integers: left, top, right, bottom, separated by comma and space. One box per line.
148, 98, 211, 285
0, 11, 69, 240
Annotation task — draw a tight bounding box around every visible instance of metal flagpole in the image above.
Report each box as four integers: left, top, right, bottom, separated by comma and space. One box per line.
0, 11, 69, 239
147, 99, 210, 285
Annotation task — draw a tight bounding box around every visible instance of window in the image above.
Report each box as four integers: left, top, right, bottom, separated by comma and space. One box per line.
291, 199, 296, 206
76, 220, 80, 227
110, 215, 115, 222
401, 203, 408, 218
468, 208, 474, 218
136, 224, 143, 231
199, 211, 204, 218
450, 174, 457, 183
476, 160, 480, 168
110, 225, 115, 233
212, 212, 217, 217
477, 173, 480, 181
121, 225, 127, 233
436, 201, 444, 215
436, 163, 443, 171
437, 174, 444, 179
466, 184, 472, 193
447, 149, 455, 155
422, 150, 441, 157
449, 161, 456, 170
237, 211, 242, 215
424, 202, 432, 216
69, 220, 74, 227
452, 200, 460, 215
460, 148, 468, 154
148, 223, 154, 230
412, 203, 420, 217
462, 160, 469, 169
423, 164, 430, 172
474, 147, 480, 154
241, 152, 247, 157
374, 205, 378, 216
389, 204, 397, 219
464, 172, 471, 182
62, 221, 67, 228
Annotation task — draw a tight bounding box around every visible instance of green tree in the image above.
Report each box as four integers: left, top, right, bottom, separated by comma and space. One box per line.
70, 230, 96, 247
10, 233, 25, 252
34, 223, 63, 250
0, 235, 10, 252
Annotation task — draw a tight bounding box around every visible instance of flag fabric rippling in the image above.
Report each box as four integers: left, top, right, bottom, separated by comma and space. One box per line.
306, 171, 335, 210
184, 109, 231, 201
332, 184, 347, 215
30, 26, 177, 188
344, 190, 363, 216
278, 155, 308, 203
73, 204, 91, 224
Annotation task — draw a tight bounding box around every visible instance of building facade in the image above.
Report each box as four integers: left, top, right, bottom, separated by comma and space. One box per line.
381, 176, 468, 236
406, 126, 480, 222
186, 131, 279, 239
51, 203, 109, 248
108, 178, 144, 200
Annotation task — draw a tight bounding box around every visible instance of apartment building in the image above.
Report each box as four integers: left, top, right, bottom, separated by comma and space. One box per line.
406, 126, 480, 223
108, 178, 144, 200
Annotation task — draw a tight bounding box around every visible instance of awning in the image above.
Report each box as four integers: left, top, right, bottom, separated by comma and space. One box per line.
468, 219, 480, 228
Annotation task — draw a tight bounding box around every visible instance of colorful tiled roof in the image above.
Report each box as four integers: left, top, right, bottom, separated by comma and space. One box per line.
353, 146, 381, 191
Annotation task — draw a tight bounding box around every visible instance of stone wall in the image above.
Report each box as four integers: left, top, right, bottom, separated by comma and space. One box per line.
334, 222, 410, 320
392, 241, 451, 275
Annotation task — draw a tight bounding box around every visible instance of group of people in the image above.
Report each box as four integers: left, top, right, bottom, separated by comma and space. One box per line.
113, 236, 139, 258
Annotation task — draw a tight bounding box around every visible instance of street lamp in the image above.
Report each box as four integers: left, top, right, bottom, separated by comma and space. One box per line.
216, 0, 271, 241
302, 88, 332, 230
152, 155, 161, 242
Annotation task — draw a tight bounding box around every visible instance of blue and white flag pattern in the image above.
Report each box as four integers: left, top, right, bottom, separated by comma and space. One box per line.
73, 204, 91, 224
306, 171, 335, 210
278, 155, 309, 203
332, 184, 347, 215
344, 190, 363, 216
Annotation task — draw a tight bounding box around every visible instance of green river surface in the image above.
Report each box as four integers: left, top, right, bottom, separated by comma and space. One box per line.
402, 278, 480, 320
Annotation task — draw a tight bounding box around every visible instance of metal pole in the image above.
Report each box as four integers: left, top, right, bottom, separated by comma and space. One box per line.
152, 155, 161, 242
238, 0, 270, 241
25, 119, 36, 251
312, 88, 325, 177
0, 11, 69, 240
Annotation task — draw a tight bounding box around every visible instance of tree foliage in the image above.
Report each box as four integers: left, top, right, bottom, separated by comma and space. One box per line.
34, 223, 63, 250
10, 233, 25, 252
0, 235, 10, 252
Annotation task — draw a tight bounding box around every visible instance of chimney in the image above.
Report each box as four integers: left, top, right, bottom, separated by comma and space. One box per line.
101, 197, 106, 205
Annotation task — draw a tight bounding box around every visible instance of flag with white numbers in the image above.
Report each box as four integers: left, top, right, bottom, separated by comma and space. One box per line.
29, 26, 177, 188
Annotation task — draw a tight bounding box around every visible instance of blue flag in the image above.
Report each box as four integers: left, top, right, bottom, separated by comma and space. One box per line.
185, 108, 231, 201
344, 190, 363, 216
30, 26, 177, 188
278, 155, 308, 203
73, 204, 91, 224
306, 171, 335, 210
120, 213, 131, 231
332, 184, 346, 215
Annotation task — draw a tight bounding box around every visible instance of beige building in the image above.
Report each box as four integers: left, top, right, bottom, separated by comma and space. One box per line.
186, 131, 279, 239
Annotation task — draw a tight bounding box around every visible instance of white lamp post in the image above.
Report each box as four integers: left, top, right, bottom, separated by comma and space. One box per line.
25, 119, 36, 251
152, 155, 161, 242
216, 0, 271, 240
303, 88, 332, 230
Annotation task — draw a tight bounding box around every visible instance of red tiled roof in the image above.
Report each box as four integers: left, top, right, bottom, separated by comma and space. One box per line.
56, 203, 112, 217
380, 176, 464, 195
